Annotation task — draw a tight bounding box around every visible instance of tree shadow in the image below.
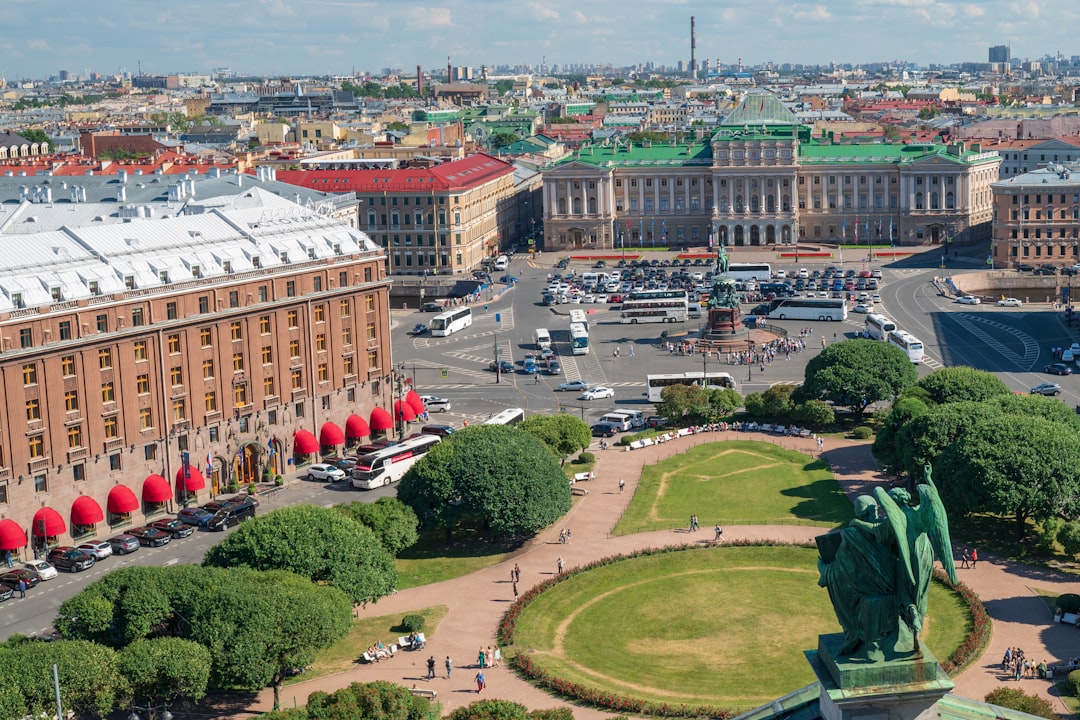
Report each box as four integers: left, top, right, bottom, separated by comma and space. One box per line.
781, 478, 854, 525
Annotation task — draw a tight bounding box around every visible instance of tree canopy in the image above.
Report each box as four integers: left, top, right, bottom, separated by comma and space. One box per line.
0, 638, 128, 719
519, 414, 592, 464
915, 366, 1011, 405
801, 339, 917, 417
119, 637, 211, 708
656, 384, 742, 425
203, 504, 397, 604
336, 496, 420, 556
398, 425, 571, 540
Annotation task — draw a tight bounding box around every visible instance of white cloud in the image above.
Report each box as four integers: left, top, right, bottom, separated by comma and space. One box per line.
792, 4, 832, 21
404, 7, 453, 29
259, 0, 296, 17
572, 10, 587, 23
1020, 0, 1041, 17
529, 3, 561, 22
960, 3, 984, 17
26, 39, 49, 51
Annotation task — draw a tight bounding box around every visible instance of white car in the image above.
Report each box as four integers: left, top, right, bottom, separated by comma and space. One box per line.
798, 268, 809, 279
583, 294, 596, 304
425, 398, 452, 413
579, 386, 615, 401
956, 295, 981, 305
557, 380, 591, 392
871, 294, 882, 304
997, 297, 1022, 307
596, 294, 609, 304
775, 269, 786, 279
306, 463, 347, 482
852, 303, 873, 314
23, 560, 57, 581
77, 540, 114, 561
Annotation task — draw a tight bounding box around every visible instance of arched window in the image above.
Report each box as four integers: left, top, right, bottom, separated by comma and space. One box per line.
945, 192, 955, 209
766, 195, 775, 212
915, 193, 925, 210
557, 197, 567, 215
781, 196, 790, 212
750, 196, 760, 212
719, 197, 728, 212
735, 194, 744, 212
929, 192, 939, 209
572, 197, 582, 214
587, 197, 597, 214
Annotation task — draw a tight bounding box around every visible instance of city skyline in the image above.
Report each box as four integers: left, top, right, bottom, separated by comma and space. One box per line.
3, 0, 1079, 79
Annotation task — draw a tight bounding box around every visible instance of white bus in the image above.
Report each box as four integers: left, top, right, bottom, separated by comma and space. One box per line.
535, 328, 552, 350
619, 289, 689, 324
484, 408, 526, 426
888, 330, 925, 363
570, 322, 589, 355
726, 263, 772, 282
430, 307, 473, 337
352, 434, 442, 489
646, 372, 738, 403
763, 297, 847, 322
568, 308, 589, 331
865, 314, 897, 341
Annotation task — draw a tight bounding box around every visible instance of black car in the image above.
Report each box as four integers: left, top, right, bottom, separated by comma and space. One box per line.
419, 302, 443, 312
1015, 264, 1035, 272
47, 546, 96, 572
0, 569, 42, 589
1034, 265, 1058, 276
1063, 267, 1080, 277
207, 500, 257, 531
410, 323, 429, 336
489, 359, 515, 373
555, 259, 569, 269
1045, 363, 1073, 376
150, 518, 195, 538
591, 422, 620, 438
128, 526, 172, 547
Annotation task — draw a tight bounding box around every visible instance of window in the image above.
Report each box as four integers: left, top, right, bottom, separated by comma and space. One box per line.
340, 299, 350, 318
368, 349, 379, 371
229, 291, 239, 308
172, 399, 187, 422
343, 355, 355, 376
138, 408, 152, 430
65, 390, 79, 412
287, 310, 298, 328
316, 334, 326, 351
199, 296, 209, 313
19, 328, 31, 348
205, 391, 217, 413
131, 308, 144, 327
234, 384, 247, 407
318, 363, 329, 382
28, 435, 43, 459
367, 322, 377, 342
26, 399, 40, 421
290, 339, 300, 358
34, 475, 47, 493
59, 320, 72, 340
22, 364, 37, 385
258, 286, 268, 302
96, 314, 108, 333
286, 281, 296, 297
105, 415, 119, 438
168, 334, 180, 353
230, 322, 242, 341
61, 355, 75, 377
166, 302, 177, 320
137, 374, 150, 394
99, 348, 112, 369
314, 305, 325, 323
144, 445, 157, 461
365, 295, 375, 312
72, 463, 84, 482
170, 367, 183, 386
291, 369, 303, 389
313, 277, 322, 292
264, 376, 276, 396
109, 455, 121, 472
261, 346, 273, 364
342, 327, 352, 345
101, 382, 115, 403
233, 353, 245, 372
67, 426, 82, 449
259, 315, 271, 334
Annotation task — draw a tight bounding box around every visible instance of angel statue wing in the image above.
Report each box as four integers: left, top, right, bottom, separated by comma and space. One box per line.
916, 469, 958, 584
873, 485, 915, 588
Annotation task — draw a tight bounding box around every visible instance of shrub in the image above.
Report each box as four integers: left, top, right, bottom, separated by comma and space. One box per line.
226, 482, 239, 494
983, 687, 1055, 719
529, 709, 574, 720
1059, 522, 1080, 558
576, 452, 594, 464
449, 700, 530, 720
852, 426, 873, 440
791, 400, 835, 429
274, 475, 285, 487
1067, 669, 1080, 697
1039, 516, 1061, 552
1056, 593, 1080, 614
247, 483, 256, 495
400, 614, 425, 633
743, 392, 766, 418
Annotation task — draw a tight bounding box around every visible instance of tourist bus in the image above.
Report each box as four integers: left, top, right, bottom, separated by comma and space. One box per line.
484, 408, 526, 426
568, 308, 589, 332
888, 330, 925, 363
352, 434, 442, 489
865, 314, 897, 341
429, 307, 473, 337
763, 297, 847, 322
570, 322, 590, 355
725, 263, 772, 282
645, 372, 738, 403
619, 289, 689, 324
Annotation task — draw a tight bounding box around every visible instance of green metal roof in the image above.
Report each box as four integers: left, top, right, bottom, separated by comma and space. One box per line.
553, 140, 713, 168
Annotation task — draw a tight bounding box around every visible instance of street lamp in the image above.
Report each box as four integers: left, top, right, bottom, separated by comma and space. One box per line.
746, 328, 754, 382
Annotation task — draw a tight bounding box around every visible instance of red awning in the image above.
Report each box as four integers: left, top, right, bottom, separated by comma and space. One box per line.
32, 507, 66, 537
176, 466, 206, 491
70, 496, 104, 526
405, 390, 426, 415
370, 407, 394, 432
345, 414, 370, 439
107, 485, 139, 514
320, 421, 345, 446
394, 400, 417, 422
293, 429, 319, 454
142, 475, 172, 503
0, 519, 26, 551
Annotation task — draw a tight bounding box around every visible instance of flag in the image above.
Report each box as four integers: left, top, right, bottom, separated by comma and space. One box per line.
759, 97, 765, 113
661, 219, 667, 242
266, 440, 275, 459
708, 229, 714, 249
842, 219, 847, 240
205, 452, 212, 477
889, 217, 894, 243
639, 218, 643, 247
877, 219, 882, 238
650, 219, 655, 247
865, 220, 870, 241
854, 215, 858, 242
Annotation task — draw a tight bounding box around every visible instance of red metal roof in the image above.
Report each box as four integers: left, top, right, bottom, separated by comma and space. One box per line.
273, 153, 514, 194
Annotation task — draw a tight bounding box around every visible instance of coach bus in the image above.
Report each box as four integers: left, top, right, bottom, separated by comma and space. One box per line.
429, 306, 473, 337
352, 434, 442, 489
865, 314, 897, 341
888, 330, 925, 363
570, 322, 590, 354
484, 408, 526, 426
568, 308, 589, 332
725, 262, 772, 282
619, 289, 689, 324
645, 372, 737, 403
763, 297, 847, 322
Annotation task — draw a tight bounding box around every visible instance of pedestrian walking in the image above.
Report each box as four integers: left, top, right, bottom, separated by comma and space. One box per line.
475, 671, 486, 693
478, 647, 486, 668
559, 529, 566, 544
619, 479, 625, 493
629, 346, 635, 358
557, 556, 565, 574
513, 563, 520, 583
426, 655, 436, 680
17, 579, 26, 599
446, 656, 453, 678
565, 529, 572, 544
534, 373, 540, 384
714, 524, 723, 542
817, 436, 824, 451
3, 550, 11, 568
960, 549, 971, 569
971, 547, 978, 568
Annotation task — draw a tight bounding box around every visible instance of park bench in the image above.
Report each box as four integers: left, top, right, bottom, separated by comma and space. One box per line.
409, 687, 438, 699
572, 472, 595, 483
572, 486, 589, 496
398, 633, 426, 650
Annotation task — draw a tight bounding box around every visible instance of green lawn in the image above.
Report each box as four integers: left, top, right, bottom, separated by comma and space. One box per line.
511, 546, 969, 710
613, 440, 852, 535
396, 529, 517, 590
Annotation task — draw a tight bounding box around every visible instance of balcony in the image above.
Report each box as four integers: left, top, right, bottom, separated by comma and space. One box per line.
205, 410, 222, 424
263, 395, 280, 410
0, 467, 9, 481
104, 437, 125, 452
28, 457, 50, 473
170, 384, 186, 399
291, 387, 307, 399
67, 447, 90, 462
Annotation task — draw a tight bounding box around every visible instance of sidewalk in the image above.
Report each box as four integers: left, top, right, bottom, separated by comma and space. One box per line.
241, 433, 1080, 716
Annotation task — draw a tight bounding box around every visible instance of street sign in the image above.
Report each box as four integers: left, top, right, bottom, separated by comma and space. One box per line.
440, 369, 449, 378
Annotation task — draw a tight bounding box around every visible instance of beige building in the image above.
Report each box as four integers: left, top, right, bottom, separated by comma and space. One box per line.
991, 163, 1080, 269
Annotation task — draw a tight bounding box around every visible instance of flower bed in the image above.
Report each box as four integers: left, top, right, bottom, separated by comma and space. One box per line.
934, 568, 992, 675
778, 252, 832, 258
567, 255, 640, 261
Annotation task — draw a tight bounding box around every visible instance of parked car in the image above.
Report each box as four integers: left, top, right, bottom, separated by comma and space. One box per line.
0, 585, 12, 602
488, 360, 515, 373
47, 547, 95, 572
333, 456, 359, 471
207, 500, 257, 531
128, 526, 172, 547
177, 507, 215, 527
956, 295, 981, 305
76, 540, 113, 560
579, 386, 615, 400
423, 397, 452, 412
107, 534, 140, 555
420, 302, 443, 312
557, 380, 591, 392
420, 424, 456, 437
997, 297, 1022, 307
591, 422, 620, 438
150, 518, 195, 538
306, 463, 347, 482
410, 323, 429, 336
22, 560, 58, 580
0, 568, 42, 589
1045, 363, 1073, 376
546, 359, 562, 375
1031, 382, 1063, 396
1015, 264, 1035, 272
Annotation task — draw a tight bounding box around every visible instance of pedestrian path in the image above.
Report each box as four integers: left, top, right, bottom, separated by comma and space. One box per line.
239, 432, 1080, 717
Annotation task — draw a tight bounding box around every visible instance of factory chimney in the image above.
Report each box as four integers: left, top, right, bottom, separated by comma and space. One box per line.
417, 64, 423, 95
690, 16, 697, 79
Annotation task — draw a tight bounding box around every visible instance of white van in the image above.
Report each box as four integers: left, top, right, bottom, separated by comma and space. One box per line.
598, 413, 634, 432
493, 256, 509, 271
687, 302, 702, 319
620, 410, 645, 428
535, 328, 552, 350
580, 272, 599, 285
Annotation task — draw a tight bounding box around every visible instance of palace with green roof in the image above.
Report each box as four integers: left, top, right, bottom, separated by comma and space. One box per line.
541, 92, 1001, 251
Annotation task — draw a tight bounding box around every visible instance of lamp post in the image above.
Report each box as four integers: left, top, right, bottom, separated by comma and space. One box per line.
746, 328, 753, 383
392, 362, 408, 438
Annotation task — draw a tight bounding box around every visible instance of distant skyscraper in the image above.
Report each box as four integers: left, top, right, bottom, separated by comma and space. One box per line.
989, 45, 1010, 64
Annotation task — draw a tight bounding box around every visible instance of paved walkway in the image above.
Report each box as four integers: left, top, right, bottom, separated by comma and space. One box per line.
244, 432, 1080, 716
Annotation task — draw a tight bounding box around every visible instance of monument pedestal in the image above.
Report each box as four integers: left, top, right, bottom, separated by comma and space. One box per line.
705, 306, 741, 338
806, 634, 953, 720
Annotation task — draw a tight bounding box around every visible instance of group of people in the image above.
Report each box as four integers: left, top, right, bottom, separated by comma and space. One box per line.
559, 528, 572, 544
477, 645, 500, 669
366, 641, 393, 661
725, 336, 809, 368
1002, 647, 1047, 680
959, 548, 979, 569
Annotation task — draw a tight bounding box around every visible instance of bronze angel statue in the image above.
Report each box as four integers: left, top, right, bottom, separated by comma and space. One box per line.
818, 463, 956, 661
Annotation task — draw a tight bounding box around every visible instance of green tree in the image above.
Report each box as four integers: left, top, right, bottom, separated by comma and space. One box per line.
760, 384, 794, 418
707, 387, 743, 420
17, 128, 52, 151
791, 400, 835, 429
306, 680, 430, 720
119, 638, 211, 708
983, 688, 1055, 719
0, 639, 128, 718
744, 392, 766, 418
520, 414, 592, 465
386, 121, 410, 132
1057, 521, 1080, 557
495, 79, 515, 96
399, 425, 571, 540
916, 367, 1011, 405
336, 497, 419, 556
203, 505, 397, 604
802, 339, 917, 418
882, 124, 901, 141
896, 401, 1002, 481
656, 383, 710, 425
490, 131, 520, 149
449, 699, 531, 720
873, 395, 930, 474
626, 131, 668, 144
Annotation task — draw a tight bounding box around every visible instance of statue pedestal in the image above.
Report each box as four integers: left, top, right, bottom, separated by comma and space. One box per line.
806, 634, 953, 720
705, 306, 741, 338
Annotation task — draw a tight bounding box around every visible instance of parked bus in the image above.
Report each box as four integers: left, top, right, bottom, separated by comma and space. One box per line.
570, 322, 590, 355
484, 408, 526, 426
888, 330, 925, 363
352, 434, 441, 489
535, 328, 552, 350
865, 314, 897, 341
725, 263, 772, 282
763, 297, 847, 322
619, 289, 689, 324
430, 307, 473, 337
645, 372, 737, 403
568, 308, 589, 332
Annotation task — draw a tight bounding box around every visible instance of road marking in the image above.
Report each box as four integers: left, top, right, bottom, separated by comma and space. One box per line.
949, 312, 1040, 371
163, 558, 179, 566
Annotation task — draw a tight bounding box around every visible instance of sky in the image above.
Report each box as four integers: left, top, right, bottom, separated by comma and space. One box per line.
2, 0, 1078, 79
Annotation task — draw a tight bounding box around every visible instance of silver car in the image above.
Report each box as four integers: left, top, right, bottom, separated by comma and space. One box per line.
77, 540, 113, 560
306, 463, 347, 482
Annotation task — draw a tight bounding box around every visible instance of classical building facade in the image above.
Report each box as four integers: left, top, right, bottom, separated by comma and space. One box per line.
990, 163, 1080, 269
0, 188, 394, 558
542, 93, 1002, 251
